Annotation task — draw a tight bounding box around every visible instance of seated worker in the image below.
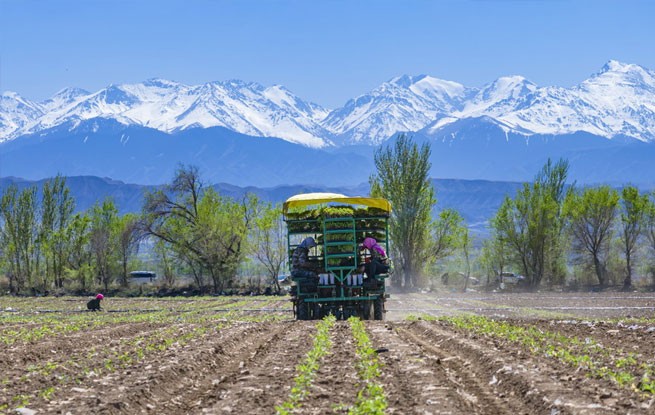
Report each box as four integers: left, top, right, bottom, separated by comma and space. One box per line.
359, 237, 390, 280
291, 237, 320, 281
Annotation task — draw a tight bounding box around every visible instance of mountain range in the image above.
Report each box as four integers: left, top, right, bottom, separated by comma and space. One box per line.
1, 60, 655, 187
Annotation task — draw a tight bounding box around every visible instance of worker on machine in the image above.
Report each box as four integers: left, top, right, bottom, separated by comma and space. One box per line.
291, 237, 319, 279
359, 237, 390, 280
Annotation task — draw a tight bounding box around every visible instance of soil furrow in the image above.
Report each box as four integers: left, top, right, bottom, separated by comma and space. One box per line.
368, 321, 514, 414
301, 321, 360, 414
194, 321, 317, 414
39, 321, 256, 414
406, 321, 649, 414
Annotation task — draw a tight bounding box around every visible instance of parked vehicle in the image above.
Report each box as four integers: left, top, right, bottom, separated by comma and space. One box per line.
497, 272, 526, 287
283, 193, 391, 320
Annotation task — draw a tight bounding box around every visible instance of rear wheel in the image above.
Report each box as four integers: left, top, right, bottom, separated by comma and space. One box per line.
373, 297, 384, 320
297, 300, 309, 320
361, 301, 372, 320
312, 302, 322, 319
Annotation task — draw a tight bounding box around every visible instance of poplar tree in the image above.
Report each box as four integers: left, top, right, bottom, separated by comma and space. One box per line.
370, 134, 435, 289
89, 198, 120, 291
40, 175, 75, 288
0, 185, 38, 293
619, 186, 649, 290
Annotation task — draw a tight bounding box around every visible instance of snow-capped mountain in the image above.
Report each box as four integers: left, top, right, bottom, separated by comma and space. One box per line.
322, 74, 474, 145
424, 60, 655, 140
1, 79, 332, 148
2, 60, 655, 148
0, 91, 45, 138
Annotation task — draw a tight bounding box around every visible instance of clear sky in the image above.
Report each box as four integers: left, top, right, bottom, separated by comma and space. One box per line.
1, 0, 653, 108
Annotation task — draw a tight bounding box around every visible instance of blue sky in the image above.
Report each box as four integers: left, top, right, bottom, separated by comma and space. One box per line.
1, 0, 653, 108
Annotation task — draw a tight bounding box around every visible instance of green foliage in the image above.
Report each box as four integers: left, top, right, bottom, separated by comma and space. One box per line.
429, 208, 466, 267
563, 185, 619, 286
40, 175, 75, 290
0, 184, 38, 292
276, 315, 336, 414
370, 134, 435, 289
619, 186, 650, 289
348, 317, 387, 414
116, 213, 143, 287
490, 159, 569, 289
251, 202, 286, 292
88, 198, 120, 291
443, 315, 655, 395
142, 165, 257, 292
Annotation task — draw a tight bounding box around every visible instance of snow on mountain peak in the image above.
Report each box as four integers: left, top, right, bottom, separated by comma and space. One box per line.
143, 78, 182, 88
600, 59, 642, 74
3, 61, 655, 145
2, 90, 22, 100
585, 60, 655, 90
322, 74, 471, 144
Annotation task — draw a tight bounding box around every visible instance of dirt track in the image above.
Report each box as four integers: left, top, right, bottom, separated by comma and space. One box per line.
1, 292, 654, 414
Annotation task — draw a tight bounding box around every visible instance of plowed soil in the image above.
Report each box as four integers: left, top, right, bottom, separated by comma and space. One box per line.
1, 292, 654, 414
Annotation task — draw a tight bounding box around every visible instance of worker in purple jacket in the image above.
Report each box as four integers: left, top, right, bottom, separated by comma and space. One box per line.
360, 237, 390, 280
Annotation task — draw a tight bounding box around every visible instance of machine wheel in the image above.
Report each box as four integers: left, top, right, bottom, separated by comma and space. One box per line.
373, 297, 384, 321
335, 308, 344, 321
361, 301, 372, 320
313, 302, 322, 319
297, 300, 309, 320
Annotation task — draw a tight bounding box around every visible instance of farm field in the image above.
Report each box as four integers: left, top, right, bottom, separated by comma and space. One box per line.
1, 292, 654, 414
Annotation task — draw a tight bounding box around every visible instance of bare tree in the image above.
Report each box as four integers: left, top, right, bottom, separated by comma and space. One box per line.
251, 202, 287, 293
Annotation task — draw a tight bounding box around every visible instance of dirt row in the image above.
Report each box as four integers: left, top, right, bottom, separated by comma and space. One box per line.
385, 320, 652, 414
3, 317, 654, 414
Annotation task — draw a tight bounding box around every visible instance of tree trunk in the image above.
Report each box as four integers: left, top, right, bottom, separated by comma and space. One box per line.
594, 256, 606, 287
623, 252, 633, 291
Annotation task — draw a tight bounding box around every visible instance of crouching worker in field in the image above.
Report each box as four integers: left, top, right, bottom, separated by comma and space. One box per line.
359, 237, 390, 280
87, 293, 104, 311
291, 237, 320, 290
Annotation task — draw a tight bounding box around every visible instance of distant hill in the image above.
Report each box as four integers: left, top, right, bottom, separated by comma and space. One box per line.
0, 176, 525, 232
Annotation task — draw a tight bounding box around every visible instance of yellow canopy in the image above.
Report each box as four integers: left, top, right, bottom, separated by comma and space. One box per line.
282, 192, 391, 214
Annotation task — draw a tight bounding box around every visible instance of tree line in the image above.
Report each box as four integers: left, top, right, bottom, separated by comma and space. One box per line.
0, 167, 286, 295
2, 137, 655, 295
374, 136, 655, 291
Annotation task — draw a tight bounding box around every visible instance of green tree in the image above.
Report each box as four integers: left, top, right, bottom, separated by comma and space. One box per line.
39, 175, 75, 289
89, 198, 120, 291
490, 159, 569, 289
480, 208, 512, 286
251, 202, 287, 293
143, 165, 255, 292
563, 185, 619, 287
428, 208, 466, 286
154, 240, 177, 288
370, 134, 435, 289
0, 185, 38, 293
461, 227, 473, 292
64, 213, 93, 290
116, 213, 143, 287
619, 186, 649, 290
196, 189, 257, 291
645, 192, 655, 287
430, 209, 465, 263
